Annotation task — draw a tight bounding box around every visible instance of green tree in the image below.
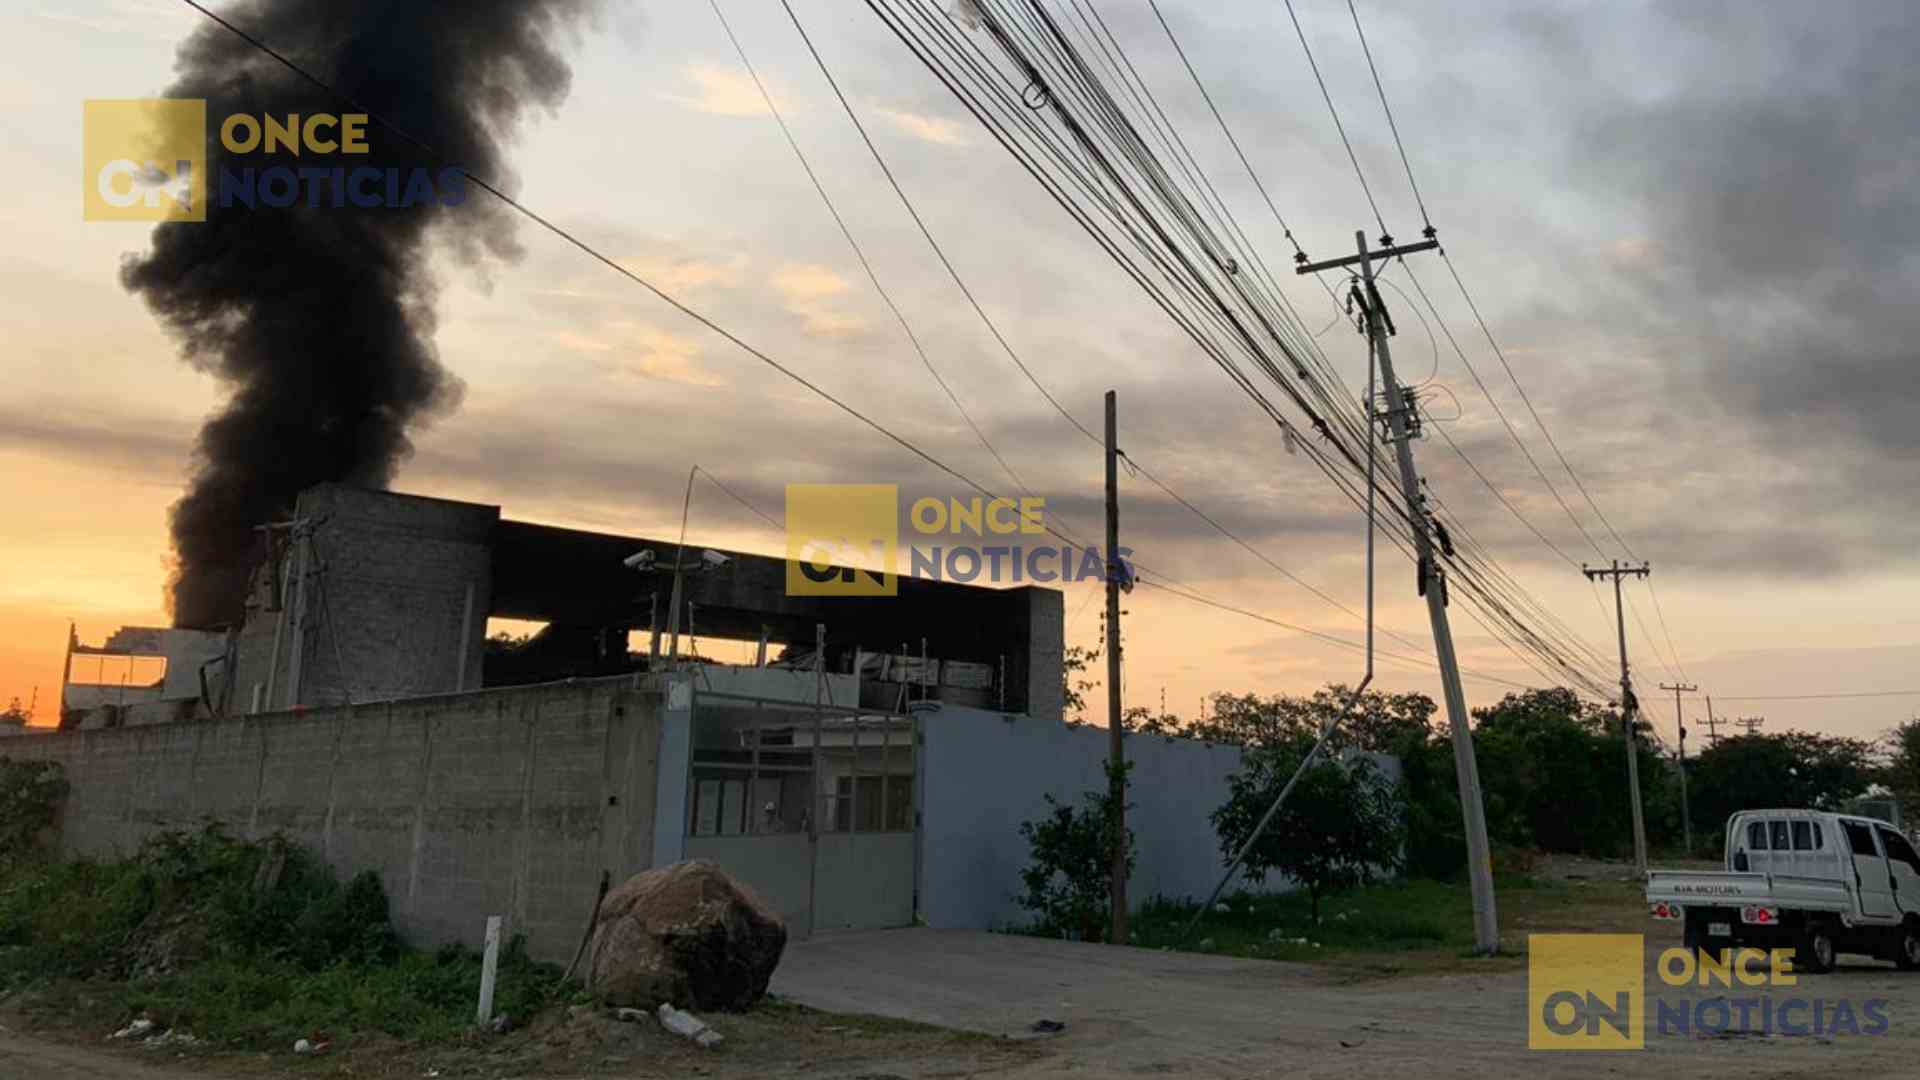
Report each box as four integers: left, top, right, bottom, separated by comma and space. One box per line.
1470, 688, 1680, 858
1689, 731, 1876, 834
1061, 646, 1099, 725
1883, 719, 1920, 826
1190, 685, 1436, 755
1016, 761, 1134, 941
1210, 742, 1405, 921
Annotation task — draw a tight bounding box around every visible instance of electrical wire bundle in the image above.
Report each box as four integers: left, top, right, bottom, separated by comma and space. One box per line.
863, 0, 1617, 697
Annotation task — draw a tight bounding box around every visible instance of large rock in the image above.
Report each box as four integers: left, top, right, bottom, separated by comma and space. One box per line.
586, 860, 787, 1011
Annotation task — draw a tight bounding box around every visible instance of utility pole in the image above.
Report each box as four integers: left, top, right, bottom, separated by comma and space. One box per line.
1736, 716, 1766, 736
1103, 389, 1128, 945
1585, 559, 1652, 877
666, 466, 697, 662
1660, 682, 1698, 853
1298, 232, 1499, 954
1702, 695, 1723, 747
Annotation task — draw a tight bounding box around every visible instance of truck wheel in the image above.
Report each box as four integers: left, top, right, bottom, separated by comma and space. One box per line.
1796, 924, 1837, 974
1895, 924, 1920, 971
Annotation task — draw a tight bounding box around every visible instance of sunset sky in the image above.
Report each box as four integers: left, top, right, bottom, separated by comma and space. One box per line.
6, 0, 1920, 743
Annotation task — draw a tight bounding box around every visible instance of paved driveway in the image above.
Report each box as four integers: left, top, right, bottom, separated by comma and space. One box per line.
773, 928, 1920, 1078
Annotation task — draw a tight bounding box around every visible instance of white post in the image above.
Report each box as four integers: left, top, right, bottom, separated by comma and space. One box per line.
477, 915, 503, 1026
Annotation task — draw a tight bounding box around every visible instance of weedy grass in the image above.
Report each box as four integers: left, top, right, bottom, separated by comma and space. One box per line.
1121, 870, 1648, 976
0, 825, 566, 1047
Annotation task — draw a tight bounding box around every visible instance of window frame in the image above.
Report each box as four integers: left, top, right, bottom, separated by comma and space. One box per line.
1878, 827, 1920, 874
1844, 820, 1881, 857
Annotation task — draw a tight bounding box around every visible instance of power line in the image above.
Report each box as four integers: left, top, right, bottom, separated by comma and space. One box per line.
1281, 0, 1387, 240
780, 0, 1433, 660
705, 0, 1034, 499
693, 465, 783, 533
776, 0, 1100, 446
1438, 250, 1639, 560
1345, 0, 1431, 234
1138, 578, 1535, 691
869, 0, 1615, 698
1714, 689, 1920, 703
1642, 575, 1690, 682
177, 0, 1516, 706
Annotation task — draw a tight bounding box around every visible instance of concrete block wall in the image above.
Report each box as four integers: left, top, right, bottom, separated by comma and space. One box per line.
5, 679, 663, 963
228, 485, 498, 714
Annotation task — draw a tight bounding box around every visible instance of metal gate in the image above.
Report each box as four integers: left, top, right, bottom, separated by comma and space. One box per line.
682, 689, 918, 936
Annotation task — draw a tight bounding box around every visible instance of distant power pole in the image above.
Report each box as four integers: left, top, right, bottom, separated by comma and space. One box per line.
1299, 231, 1499, 955
1103, 389, 1128, 946
1660, 682, 1698, 853
1702, 695, 1723, 747
1585, 560, 1652, 877
1736, 716, 1767, 736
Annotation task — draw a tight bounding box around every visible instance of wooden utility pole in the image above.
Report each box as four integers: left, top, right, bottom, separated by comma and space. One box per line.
1585, 560, 1652, 877
1298, 232, 1499, 954
1660, 682, 1698, 853
1103, 389, 1128, 945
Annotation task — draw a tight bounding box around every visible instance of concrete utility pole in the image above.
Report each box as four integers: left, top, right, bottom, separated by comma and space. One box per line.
666, 466, 698, 662
1298, 232, 1499, 955
1702, 695, 1723, 747
1103, 389, 1129, 945
1660, 682, 1698, 853
1585, 560, 1652, 877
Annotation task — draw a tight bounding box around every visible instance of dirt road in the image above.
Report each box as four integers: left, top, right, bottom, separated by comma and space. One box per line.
12, 926, 1918, 1079
773, 927, 1920, 1078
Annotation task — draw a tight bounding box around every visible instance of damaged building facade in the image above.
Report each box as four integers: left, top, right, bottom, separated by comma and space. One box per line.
25, 484, 1293, 961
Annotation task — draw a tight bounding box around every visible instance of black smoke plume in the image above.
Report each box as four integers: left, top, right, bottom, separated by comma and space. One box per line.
123, 0, 594, 628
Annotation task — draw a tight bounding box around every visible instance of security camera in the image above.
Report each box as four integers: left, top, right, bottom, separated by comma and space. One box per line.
701, 549, 731, 568
622, 550, 656, 571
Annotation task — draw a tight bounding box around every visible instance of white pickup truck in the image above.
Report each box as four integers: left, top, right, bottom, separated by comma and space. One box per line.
1646, 809, 1920, 973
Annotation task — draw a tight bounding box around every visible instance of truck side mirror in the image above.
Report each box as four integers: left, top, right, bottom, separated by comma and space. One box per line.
1733, 850, 1749, 872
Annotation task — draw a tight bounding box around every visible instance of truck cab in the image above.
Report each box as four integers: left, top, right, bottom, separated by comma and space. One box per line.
1646, 809, 1920, 972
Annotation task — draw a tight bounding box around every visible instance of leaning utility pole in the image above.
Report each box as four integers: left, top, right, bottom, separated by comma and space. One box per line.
1299, 232, 1499, 954
1585, 560, 1652, 877
1660, 682, 1698, 853
1103, 389, 1128, 946
1702, 695, 1723, 747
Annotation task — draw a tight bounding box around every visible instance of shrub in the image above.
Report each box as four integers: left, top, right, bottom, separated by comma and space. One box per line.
0, 757, 67, 862
1016, 761, 1135, 942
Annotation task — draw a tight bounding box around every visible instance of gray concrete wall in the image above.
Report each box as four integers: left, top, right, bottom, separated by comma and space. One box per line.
5, 678, 662, 963
228, 485, 497, 715
918, 706, 1400, 931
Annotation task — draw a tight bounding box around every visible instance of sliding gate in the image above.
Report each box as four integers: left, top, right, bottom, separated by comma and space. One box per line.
682, 690, 918, 936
